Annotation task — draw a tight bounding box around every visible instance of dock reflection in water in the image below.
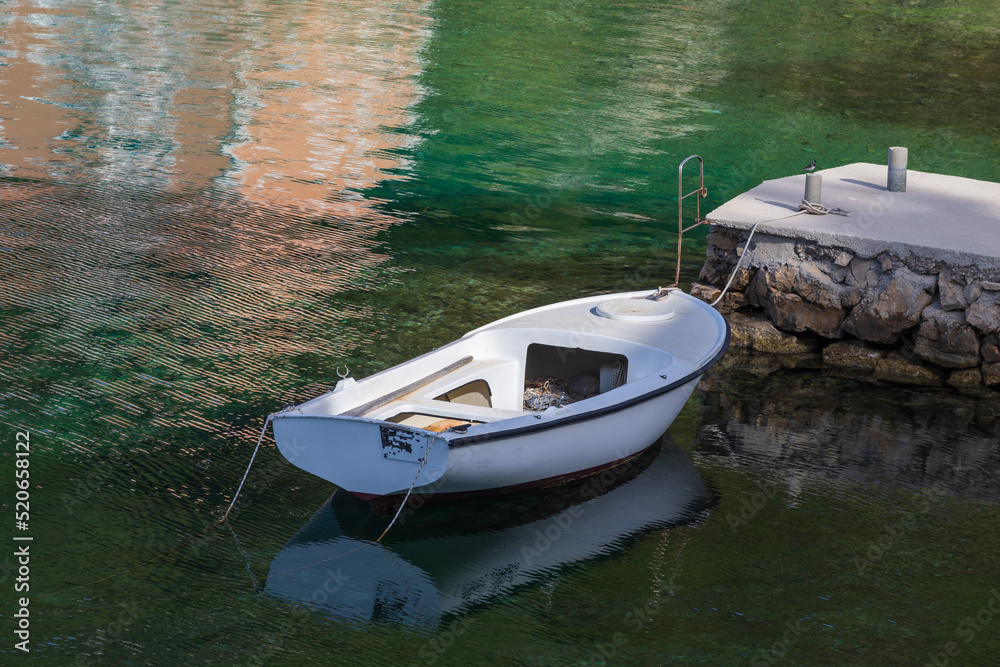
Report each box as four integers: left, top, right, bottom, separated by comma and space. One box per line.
264, 440, 714, 627
694, 352, 1000, 501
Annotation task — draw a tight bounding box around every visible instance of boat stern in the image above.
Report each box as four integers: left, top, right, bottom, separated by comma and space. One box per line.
271, 415, 449, 498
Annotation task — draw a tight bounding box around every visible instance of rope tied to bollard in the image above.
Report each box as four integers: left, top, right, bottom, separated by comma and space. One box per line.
798, 199, 850, 216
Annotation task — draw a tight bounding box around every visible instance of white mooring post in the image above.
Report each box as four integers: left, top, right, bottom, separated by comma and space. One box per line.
888, 146, 908, 192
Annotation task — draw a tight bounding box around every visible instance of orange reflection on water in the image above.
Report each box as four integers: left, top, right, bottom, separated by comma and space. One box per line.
0, 2, 81, 180
0, 0, 430, 220
224, 0, 430, 218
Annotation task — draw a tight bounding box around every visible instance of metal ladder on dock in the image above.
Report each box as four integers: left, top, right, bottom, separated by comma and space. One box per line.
673, 155, 708, 286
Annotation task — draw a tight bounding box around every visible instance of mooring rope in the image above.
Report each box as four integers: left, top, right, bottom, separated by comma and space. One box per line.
707, 199, 852, 307
708, 210, 805, 307
38, 409, 305, 599
375, 436, 434, 543
797, 199, 850, 216
224, 413, 276, 519
226, 518, 261, 592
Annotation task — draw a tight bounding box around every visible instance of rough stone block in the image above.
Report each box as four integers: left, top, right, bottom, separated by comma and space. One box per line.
765, 292, 845, 338
706, 228, 741, 251
966, 290, 1000, 334
847, 258, 880, 289
690, 282, 721, 304
982, 334, 1000, 363
698, 246, 735, 287
822, 339, 886, 372
938, 269, 970, 311
814, 259, 849, 285
727, 312, 819, 354
983, 362, 1000, 387
874, 352, 944, 386
793, 263, 844, 310
731, 267, 755, 292
947, 368, 984, 388
842, 267, 935, 344
841, 287, 864, 310
913, 305, 980, 369
763, 265, 797, 294
719, 290, 749, 314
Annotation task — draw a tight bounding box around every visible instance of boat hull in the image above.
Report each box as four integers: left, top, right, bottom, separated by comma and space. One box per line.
272, 375, 702, 504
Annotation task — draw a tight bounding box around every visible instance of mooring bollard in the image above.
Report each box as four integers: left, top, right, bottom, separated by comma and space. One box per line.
887, 146, 907, 192
804, 172, 822, 204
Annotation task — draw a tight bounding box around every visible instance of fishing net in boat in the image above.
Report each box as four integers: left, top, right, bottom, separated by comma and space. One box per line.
523, 378, 577, 411
522, 362, 627, 412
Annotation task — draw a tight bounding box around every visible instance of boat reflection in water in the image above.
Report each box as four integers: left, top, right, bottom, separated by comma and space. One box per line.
264, 439, 714, 626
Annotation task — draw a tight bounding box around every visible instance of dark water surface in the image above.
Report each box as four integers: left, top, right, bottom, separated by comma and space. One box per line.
2, 0, 999, 664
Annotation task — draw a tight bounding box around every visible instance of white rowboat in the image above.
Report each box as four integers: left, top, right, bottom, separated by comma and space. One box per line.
271, 288, 729, 504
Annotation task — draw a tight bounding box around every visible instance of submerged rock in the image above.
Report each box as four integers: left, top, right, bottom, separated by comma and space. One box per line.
984, 362, 1000, 387
947, 368, 984, 388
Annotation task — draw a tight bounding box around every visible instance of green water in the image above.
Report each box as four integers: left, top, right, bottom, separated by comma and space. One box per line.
1, 0, 999, 664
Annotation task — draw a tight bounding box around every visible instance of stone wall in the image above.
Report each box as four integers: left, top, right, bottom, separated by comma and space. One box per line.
693, 226, 1000, 388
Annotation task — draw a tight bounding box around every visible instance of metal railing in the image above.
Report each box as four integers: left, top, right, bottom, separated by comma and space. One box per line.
673, 155, 708, 286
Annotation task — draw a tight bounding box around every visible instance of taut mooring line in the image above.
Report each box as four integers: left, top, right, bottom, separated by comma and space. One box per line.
224, 413, 275, 519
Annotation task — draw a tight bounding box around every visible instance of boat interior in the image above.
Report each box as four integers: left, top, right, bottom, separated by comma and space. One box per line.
295, 327, 676, 432
368, 342, 631, 431
350, 343, 629, 431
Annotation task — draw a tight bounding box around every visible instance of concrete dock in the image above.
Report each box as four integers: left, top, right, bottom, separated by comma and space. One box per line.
694, 162, 1000, 388
707, 163, 1000, 270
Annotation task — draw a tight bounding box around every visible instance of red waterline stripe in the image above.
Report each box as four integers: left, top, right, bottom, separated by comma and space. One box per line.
351, 446, 649, 506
